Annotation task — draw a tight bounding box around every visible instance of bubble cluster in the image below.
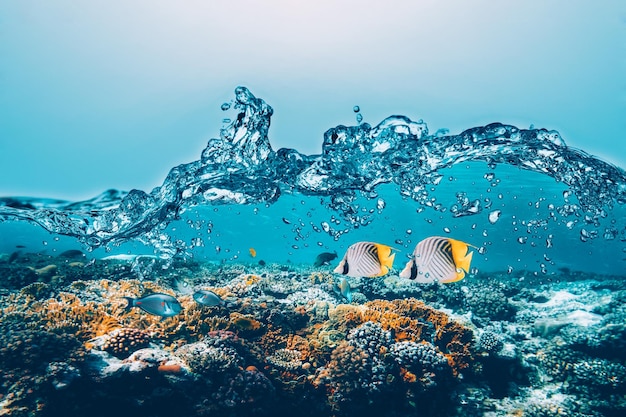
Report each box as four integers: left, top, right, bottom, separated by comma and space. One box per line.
0, 86, 625, 267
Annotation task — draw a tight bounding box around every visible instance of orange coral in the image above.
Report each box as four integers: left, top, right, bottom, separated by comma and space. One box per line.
245, 274, 261, 285
229, 312, 262, 332
158, 363, 183, 374
400, 367, 417, 383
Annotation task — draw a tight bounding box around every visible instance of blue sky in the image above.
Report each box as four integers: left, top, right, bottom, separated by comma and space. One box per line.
1, 0, 625, 200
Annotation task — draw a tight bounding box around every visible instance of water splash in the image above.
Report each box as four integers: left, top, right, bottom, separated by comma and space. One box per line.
1, 86, 625, 268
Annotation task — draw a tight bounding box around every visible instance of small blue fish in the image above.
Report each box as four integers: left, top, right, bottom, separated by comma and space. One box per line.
333, 277, 353, 303
193, 290, 225, 307
123, 293, 182, 317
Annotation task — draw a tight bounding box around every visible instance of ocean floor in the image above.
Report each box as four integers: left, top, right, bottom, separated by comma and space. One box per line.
1, 250, 625, 417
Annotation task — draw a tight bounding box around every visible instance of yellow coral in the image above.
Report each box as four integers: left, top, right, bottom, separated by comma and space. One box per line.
245, 274, 261, 285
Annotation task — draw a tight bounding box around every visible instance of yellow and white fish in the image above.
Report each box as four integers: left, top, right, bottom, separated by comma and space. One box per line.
400, 236, 476, 283
334, 241, 396, 277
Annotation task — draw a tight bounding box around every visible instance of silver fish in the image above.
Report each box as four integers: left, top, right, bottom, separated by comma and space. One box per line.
123, 293, 182, 317
399, 236, 474, 283
193, 290, 225, 307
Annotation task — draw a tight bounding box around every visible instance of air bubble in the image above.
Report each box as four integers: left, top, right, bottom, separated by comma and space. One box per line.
221, 102, 231, 111
488, 210, 501, 224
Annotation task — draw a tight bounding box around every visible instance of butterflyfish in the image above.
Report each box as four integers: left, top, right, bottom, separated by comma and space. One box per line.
122, 293, 182, 317
399, 236, 475, 283
333, 241, 396, 277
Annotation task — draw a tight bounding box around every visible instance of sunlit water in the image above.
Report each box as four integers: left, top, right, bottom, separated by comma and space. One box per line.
1, 86, 625, 276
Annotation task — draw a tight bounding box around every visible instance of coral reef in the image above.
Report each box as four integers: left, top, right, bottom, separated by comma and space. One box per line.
101, 328, 151, 358
464, 280, 517, 323
0, 256, 625, 416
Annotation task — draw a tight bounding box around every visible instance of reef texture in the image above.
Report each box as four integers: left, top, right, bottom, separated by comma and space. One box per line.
1, 253, 625, 417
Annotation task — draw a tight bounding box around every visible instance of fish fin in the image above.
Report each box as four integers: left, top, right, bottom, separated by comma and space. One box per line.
122, 297, 135, 311
399, 259, 415, 279
333, 259, 347, 275
445, 239, 474, 283
374, 243, 395, 276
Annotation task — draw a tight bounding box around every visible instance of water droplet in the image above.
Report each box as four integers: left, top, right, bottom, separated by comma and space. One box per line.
443, 227, 451, 233
221, 102, 231, 111
517, 236, 527, 244
405, 229, 412, 235
191, 237, 204, 247
356, 113, 363, 123
488, 210, 501, 224
282, 217, 291, 224
353, 105, 360, 113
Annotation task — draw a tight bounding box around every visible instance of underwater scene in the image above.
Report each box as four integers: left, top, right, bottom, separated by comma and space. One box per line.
1, 86, 626, 417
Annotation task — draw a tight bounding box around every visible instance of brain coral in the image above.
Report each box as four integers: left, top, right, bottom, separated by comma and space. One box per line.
101, 328, 151, 358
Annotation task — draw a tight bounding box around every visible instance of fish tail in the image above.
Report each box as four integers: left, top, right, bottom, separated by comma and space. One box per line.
374, 243, 396, 275
447, 239, 474, 282
122, 297, 135, 311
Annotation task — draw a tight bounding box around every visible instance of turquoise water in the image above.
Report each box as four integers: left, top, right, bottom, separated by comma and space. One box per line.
1, 87, 624, 276
1, 87, 625, 417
